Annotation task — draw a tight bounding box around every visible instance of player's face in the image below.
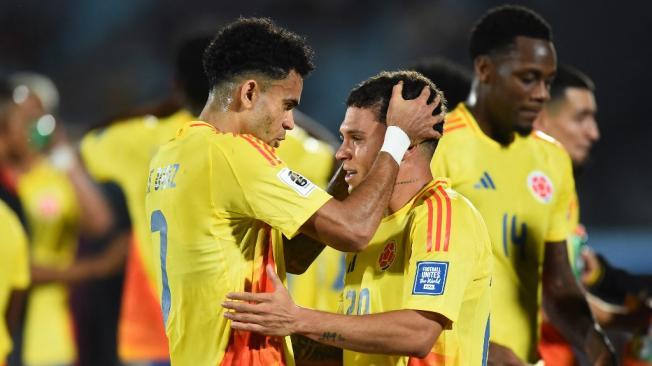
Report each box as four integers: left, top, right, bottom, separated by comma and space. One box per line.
247, 70, 303, 148
539, 88, 599, 166
4, 95, 43, 159
487, 36, 556, 138
336, 107, 386, 192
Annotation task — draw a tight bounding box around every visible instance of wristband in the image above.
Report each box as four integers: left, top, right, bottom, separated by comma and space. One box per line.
380, 126, 410, 164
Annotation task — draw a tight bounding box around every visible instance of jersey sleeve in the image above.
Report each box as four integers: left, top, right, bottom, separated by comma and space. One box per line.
80, 127, 123, 181
402, 192, 478, 324
4, 210, 31, 289
545, 150, 576, 242
212, 135, 332, 239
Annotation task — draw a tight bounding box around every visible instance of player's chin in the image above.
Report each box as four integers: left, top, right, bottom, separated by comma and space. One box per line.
513, 121, 534, 137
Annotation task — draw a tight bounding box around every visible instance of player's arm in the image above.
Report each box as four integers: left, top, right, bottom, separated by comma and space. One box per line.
542, 240, 617, 366
284, 166, 347, 274
50, 143, 113, 237
224, 265, 445, 358
299, 84, 442, 252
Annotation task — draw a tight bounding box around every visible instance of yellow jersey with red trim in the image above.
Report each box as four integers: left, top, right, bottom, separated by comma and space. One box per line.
431, 103, 575, 362
0, 200, 30, 362
276, 125, 344, 313
80, 110, 192, 360
18, 160, 80, 365
341, 180, 492, 366
145, 121, 332, 366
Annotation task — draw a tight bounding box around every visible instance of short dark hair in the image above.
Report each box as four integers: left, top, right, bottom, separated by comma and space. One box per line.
346, 71, 446, 154
175, 35, 212, 115
0, 78, 15, 128
409, 58, 471, 108
469, 5, 552, 60
549, 64, 595, 102
203, 17, 315, 89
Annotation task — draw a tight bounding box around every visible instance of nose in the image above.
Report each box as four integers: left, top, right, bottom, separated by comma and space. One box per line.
335, 140, 352, 162
283, 111, 295, 130
585, 117, 600, 142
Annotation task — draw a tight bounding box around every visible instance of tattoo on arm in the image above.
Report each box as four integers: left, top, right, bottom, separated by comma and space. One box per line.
291, 334, 343, 361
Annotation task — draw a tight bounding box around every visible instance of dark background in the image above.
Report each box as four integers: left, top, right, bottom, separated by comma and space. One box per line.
2, 0, 650, 238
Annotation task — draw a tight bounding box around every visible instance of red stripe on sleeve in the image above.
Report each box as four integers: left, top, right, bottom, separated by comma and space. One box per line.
430, 189, 443, 252
425, 197, 434, 252
444, 124, 467, 133
239, 135, 279, 166
437, 185, 452, 251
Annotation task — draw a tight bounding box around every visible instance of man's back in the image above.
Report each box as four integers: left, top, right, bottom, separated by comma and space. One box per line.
431, 103, 574, 362
342, 180, 492, 366
145, 121, 331, 365
80, 109, 192, 361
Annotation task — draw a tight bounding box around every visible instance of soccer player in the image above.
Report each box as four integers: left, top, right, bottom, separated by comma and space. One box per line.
0, 79, 31, 366
0, 200, 30, 365
430, 5, 615, 365
145, 18, 441, 365
79, 34, 212, 366
221, 70, 492, 366
410, 57, 472, 108
4, 74, 111, 366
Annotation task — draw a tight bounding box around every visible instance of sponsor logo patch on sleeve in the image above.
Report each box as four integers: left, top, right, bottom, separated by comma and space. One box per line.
277, 167, 316, 197
412, 261, 448, 296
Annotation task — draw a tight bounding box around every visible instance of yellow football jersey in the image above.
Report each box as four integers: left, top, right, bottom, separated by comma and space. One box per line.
145, 121, 332, 366
17, 160, 80, 365
80, 110, 192, 360
276, 126, 344, 313
431, 104, 575, 362
0, 200, 30, 362
342, 180, 492, 366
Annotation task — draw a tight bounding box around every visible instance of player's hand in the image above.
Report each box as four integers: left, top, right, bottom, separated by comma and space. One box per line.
386, 81, 444, 145
223, 264, 299, 337
487, 342, 527, 366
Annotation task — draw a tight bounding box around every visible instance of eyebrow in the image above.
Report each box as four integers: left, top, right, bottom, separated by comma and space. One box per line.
341, 128, 366, 135
284, 99, 299, 108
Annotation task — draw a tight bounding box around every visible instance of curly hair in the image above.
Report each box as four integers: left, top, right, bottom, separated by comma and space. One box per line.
469, 5, 552, 60
203, 17, 315, 89
346, 70, 446, 155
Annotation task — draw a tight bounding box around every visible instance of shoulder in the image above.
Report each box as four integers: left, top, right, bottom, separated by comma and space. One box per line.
212, 133, 284, 167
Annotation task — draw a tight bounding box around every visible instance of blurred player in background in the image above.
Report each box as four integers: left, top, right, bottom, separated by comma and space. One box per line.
223, 70, 493, 366
535, 64, 652, 365
3, 73, 112, 366
410, 57, 472, 108
0, 79, 31, 366
79, 34, 212, 366
430, 5, 615, 365
145, 17, 441, 365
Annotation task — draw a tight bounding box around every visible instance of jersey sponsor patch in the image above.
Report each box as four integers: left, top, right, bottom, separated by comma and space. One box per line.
277, 168, 316, 197
413, 261, 448, 296
378, 241, 397, 271
527, 171, 554, 204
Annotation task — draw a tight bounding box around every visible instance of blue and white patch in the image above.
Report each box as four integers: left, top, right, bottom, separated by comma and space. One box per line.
412, 261, 448, 296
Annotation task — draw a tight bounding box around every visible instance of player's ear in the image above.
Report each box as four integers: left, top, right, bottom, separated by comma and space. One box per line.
239, 80, 259, 110
474, 55, 493, 84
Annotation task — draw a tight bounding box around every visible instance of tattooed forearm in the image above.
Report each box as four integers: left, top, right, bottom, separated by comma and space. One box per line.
291, 334, 342, 362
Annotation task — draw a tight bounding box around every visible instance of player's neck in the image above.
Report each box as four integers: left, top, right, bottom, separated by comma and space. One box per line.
388, 161, 432, 214
466, 90, 515, 146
